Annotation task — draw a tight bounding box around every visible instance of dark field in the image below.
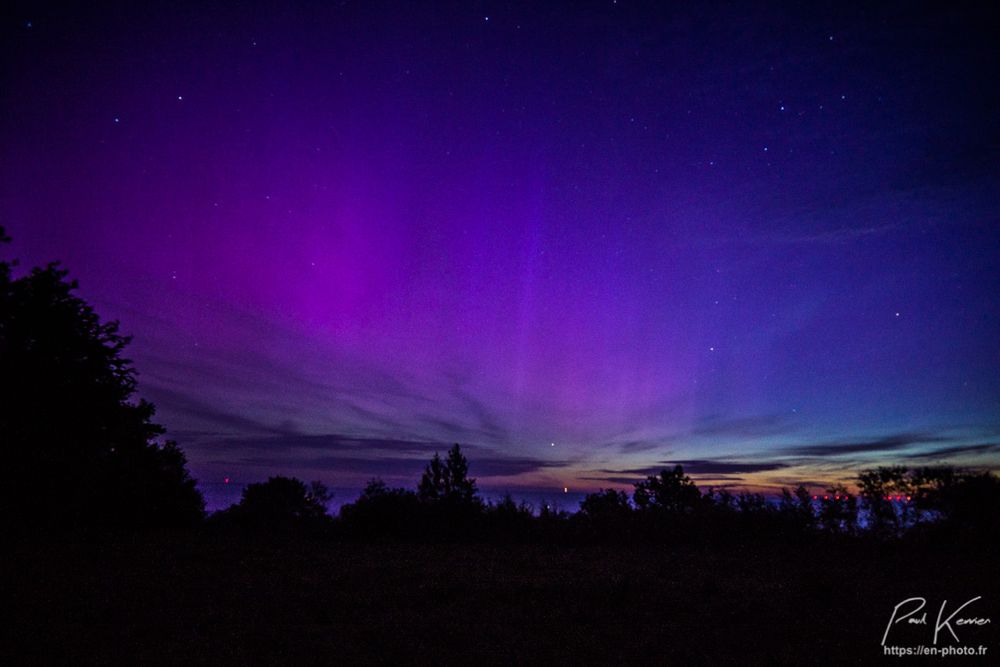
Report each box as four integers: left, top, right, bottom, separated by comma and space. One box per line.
5, 537, 997, 665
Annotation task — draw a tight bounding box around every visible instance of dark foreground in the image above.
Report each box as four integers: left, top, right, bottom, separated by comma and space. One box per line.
5, 536, 997, 665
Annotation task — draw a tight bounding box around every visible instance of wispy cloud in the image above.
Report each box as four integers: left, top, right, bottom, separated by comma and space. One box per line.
235, 453, 562, 478
779, 432, 950, 457
904, 442, 1000, 460
670, 460, 789, 474
589, 458, 789, 479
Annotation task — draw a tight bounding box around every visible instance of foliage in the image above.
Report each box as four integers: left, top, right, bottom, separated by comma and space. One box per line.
418, 444, 480, 507
0, 228, 204, 531
578, 489, 632, 519
816, 485, 858, 534
857, 466, 913, 536
632, 465, 701, 514
339, 479, 422, 539
212, 476, 332, 533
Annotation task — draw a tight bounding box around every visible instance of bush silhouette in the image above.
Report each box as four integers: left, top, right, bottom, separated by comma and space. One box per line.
339, 479, 422, 539
817, 484, 858, 535
777, 485, 817, 536
632, 465, 701, 514
214, 476, 332, 533
483, 493, 536, 541
578, 489, 632, 519
858, 466, 917, 537
0, 228, 204, 532
906, 467, 1000, 538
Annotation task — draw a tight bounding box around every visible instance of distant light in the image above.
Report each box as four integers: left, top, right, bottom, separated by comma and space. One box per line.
906, 496, 911, 501
550, 442, 555, 447
563, 487, 568, 493
823, 496, 828, 500
224, 477, 230, 484
177, 95, 183, 101
813, 496, 818, 500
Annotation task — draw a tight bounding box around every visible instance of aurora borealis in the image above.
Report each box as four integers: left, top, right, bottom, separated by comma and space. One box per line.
3, 1, 998, 507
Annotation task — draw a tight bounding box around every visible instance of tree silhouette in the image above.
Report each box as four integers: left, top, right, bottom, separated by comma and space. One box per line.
215, 476, 331, 532
910, 467, 1000, 537
632, 465, 701, 514
339, 478, 421, 538
418, 444, 479, 507
443, 443, 477, 505
858, 466, 912, 536
778, 485, 816, 533
417, 452, 446, 502
0, 228, 204, 531
578, 489, 632, 519
817, 484, 858, 534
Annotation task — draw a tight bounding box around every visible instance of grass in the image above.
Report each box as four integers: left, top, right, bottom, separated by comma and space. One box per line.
5, 535, 996, 664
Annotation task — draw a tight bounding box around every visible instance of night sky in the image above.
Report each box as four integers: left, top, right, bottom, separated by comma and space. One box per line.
3, 1, 998, 508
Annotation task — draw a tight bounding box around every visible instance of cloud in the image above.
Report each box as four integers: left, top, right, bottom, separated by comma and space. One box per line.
618, 440, 664, 453
200, 433, 447, 455
904, 442, 1000, 460
780, 432, 950, 457
590, 458, 789, 479
666, 459, 789, 474
235, 453, 562, 478
141, 385, 293, 436
578, 476, 643, 485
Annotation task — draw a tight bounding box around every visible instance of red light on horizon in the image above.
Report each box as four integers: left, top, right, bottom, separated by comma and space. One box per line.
224, 477, 230, 484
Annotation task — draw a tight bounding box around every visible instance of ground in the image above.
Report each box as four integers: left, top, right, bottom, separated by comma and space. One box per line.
5, 536, 997, 665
